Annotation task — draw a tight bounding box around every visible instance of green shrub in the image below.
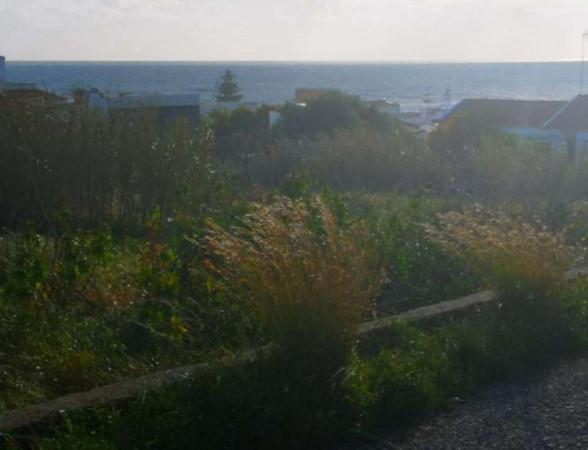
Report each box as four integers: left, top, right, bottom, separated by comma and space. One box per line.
349, 193, 479, 310
0, 102, 219, 229
345, 323, 460, 428
274, 91, 391, 138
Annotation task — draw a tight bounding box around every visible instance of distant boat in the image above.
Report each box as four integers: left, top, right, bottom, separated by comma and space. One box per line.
423, 92, 432, 104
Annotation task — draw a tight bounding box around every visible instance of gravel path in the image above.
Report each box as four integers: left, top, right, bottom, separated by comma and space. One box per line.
361, 357, 588, 450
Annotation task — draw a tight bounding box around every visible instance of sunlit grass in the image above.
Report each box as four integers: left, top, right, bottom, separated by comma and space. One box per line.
205, 195, 384, 358
425, 209, 580, 298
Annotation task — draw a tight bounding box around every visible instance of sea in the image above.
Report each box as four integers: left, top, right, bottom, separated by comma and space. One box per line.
5, 61, 586, 111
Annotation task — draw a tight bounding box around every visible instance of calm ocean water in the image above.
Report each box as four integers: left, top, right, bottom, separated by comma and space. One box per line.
5, 61, 585, 110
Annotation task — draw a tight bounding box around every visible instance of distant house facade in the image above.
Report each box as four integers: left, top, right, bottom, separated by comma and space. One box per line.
542, 95, 588, 159
83, 89, 200, 127
439, 97, 588, 160
199, 100, 260, 117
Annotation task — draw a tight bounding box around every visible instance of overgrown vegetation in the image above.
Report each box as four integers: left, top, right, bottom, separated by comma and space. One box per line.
2, 91, 588, 449
205, 196, 383, 354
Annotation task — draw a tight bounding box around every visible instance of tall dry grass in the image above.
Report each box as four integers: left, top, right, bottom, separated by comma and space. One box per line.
425, 209, 588, 367
205, 196, 384, 358
425, 209, 578, 299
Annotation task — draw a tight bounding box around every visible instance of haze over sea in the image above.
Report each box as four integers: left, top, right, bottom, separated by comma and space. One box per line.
5, 61, 585, 111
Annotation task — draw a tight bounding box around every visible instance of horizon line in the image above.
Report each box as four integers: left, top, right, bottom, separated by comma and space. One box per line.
4, 58, 585, 65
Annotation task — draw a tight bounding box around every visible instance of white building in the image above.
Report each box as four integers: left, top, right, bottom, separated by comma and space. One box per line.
199, 100, 260, 117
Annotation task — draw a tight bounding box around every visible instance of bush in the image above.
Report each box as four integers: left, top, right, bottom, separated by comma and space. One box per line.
274, 91, 391, 138
0, 102, 219, 229
303, 128, 439, 192
425, 209, 585, 365
348, 193, 479, 311
244, 126, 440, 193
345, 323, 460, 428
0, 228, 136, 308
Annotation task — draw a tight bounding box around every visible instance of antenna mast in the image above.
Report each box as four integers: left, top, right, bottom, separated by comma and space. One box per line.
582, 31, 588, 93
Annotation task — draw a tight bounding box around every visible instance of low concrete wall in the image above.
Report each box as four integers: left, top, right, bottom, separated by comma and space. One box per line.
0, 347, 272, 432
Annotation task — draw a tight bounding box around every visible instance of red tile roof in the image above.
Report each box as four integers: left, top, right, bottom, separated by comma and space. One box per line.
294, 88, 336, 104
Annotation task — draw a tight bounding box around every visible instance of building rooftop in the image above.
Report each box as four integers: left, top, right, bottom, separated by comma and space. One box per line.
543, 95, 588, 131
0, 86, 66, 105
294, 88, 337, 104
3, 83, 39, 91
106, 93, 200, 109
440, 98, 567, 129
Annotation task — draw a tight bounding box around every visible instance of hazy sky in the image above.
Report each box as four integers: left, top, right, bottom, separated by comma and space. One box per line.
2, 0, 588, 61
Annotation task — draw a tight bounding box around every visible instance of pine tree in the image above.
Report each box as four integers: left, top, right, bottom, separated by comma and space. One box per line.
215, 69, 242, 103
